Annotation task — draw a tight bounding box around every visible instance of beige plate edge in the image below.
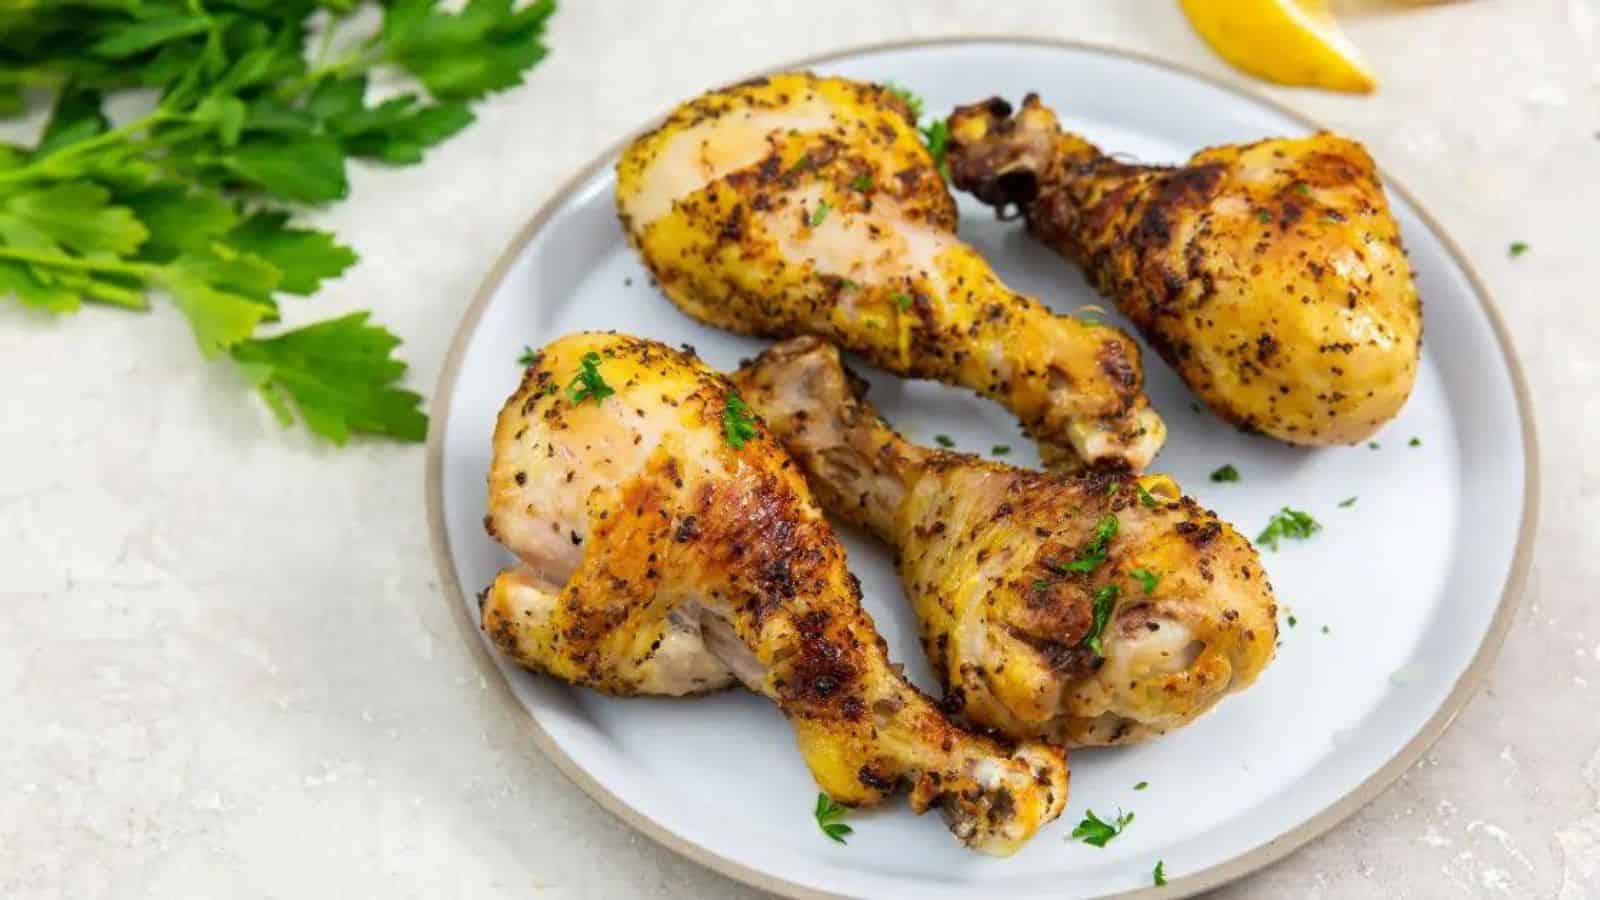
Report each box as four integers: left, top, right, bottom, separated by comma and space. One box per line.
422, 36, 1541, 900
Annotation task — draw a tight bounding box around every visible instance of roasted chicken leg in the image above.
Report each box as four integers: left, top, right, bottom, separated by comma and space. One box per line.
734, 337, 1278, 746
616, 72, 1165, 470
482, 332, 1068, 854
947, 95, 1422, 446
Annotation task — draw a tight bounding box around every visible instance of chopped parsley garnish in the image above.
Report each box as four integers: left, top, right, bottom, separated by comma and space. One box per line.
839, 279, 860, 291
1154, 860, 1167, 886
1294, 181, 1312, 196
1257, 209, 1272, 224
813, 793, 852, 844
1072, 808, 1133, 847
1049, 514, 1119, 575
1134, 781, 1149, 791
1322, 625, 1331, 634
1509, 241, 1529, 258
921, 119, 951, 179
883, 82, 924, 120
891, 292, 913, 311
1257, 507, 1321, 551
1209, 463, 1240, 483
880, 81, 949, 178
934, 434, 955, 448
809, 201, 832, 227
1287, 615, 1298, 628
1135, 482, 1159, 508
518, 346, 538, 367
1032, 579, 1049, 593
1129, 567, 1160, 594
1084, 584, 1120, 656
1368, 441, 1381, 450
566, 351, 614, 406
723, 392, 758, 449
849, 174, 873, 192
1339, 496, 1358, 508
1409, 436, 1422, 447
991, 445, 1011, 456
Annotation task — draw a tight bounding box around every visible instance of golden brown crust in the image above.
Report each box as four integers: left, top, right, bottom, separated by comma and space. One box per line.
734, 336, 1279, 748
947, 94, 1422, 446
483, 332, 1067, 854
617, 72, 1165, 469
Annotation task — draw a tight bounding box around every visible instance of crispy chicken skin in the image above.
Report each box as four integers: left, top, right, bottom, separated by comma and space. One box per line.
482, 332, 1068, 854
733, 337, 1278, 746
946, 95, 1422, 446
616, 72, 1165, 470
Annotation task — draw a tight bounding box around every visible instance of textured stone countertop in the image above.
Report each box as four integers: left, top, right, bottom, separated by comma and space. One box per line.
3, 2, 1596, 898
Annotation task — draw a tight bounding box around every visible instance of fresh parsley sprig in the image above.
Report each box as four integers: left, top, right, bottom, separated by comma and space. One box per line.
813, 792, 853, 844
0, 0, 557, 444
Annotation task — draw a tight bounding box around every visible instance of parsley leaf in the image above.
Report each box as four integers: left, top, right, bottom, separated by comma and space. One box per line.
230, 312, 427, 444
723, 391, 758, 449
920, 119, 950, 179
1083, 584, 1120, 656
892, 292, 913, 311
1129, 568, 1159, 594
991, 445, 1010, 456
934, 434, 955, 448
223, 212, 357, 296
1257, 507, 1321, 551
1134, 781, 1149, 791
1134, 481, 1159, 508
849, 173, 872, 192
883, 82, 924, 120
1072, 808, 1133, 847
566, 351, 614, 406
1409, 436, 1422, 447
1509, 241, 1529, 258
1338, 496, 1358, 508
809, 201, 832, 227
881, 81, 948, 178
1048, 514, 1119, 576
517, 346, 537, 367
814, 793, 853, 844
1209, 463, 1239, 483
379, 0, 557, 102
1154, 860, 1167, 886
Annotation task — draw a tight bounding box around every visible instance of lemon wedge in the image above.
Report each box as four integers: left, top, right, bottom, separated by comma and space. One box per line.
1178, 0, 1378, 94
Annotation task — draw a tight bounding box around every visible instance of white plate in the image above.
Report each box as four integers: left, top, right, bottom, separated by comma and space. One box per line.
426, 39, 1535, 900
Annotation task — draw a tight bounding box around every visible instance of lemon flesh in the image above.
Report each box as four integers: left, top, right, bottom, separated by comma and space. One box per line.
1178, 0, 1378, 94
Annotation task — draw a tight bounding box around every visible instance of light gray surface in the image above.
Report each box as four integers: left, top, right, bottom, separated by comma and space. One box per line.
1, 2, 1594, 898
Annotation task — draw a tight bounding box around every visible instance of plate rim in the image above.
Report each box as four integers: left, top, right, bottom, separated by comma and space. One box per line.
423, 35, 1540, 900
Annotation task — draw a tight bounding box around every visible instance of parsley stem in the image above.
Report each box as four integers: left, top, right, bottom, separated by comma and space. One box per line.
0, 68, 64, 88
0, 109, 172, 185
274, 38, 386, 104
0, 245, 155, 279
